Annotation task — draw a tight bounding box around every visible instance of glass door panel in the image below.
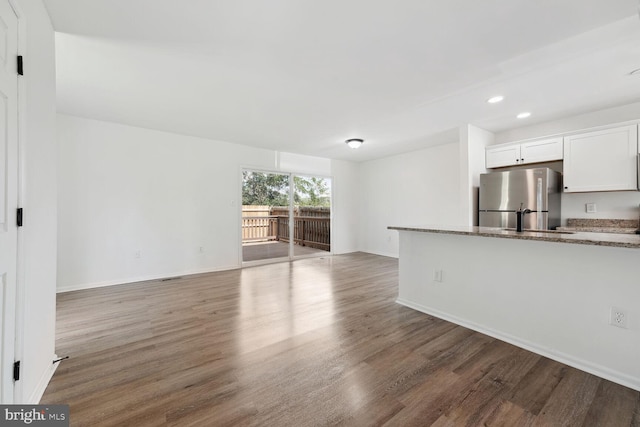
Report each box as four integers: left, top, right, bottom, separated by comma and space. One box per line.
241, 170, 291, 263
293, 175, 331, 258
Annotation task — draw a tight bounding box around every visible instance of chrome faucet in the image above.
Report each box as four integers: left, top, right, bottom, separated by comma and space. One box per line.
516, 203, 532, 232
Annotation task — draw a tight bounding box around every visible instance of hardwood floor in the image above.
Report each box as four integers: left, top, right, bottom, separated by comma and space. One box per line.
42, 253, 639, 426
242, 241, 325, 262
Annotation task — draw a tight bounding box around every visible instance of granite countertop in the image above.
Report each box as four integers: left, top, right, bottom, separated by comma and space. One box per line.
387, 225, 640, 249
556, 218, 639, 235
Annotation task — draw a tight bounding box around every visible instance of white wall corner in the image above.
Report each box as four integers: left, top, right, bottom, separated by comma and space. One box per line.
30, 354, 58, 404
459, 124, 494, 226
459, 125, 470, 225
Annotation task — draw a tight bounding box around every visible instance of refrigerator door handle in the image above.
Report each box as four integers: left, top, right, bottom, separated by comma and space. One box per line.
536, 177, 544, 230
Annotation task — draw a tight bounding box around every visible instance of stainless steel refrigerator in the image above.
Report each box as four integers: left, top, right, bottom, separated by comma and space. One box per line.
479, 167, 561, 230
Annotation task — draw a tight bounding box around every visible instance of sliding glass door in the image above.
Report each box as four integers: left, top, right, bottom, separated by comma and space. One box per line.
292, 175, 331, 257
241, 170, 331, 264
241, 170, 291, 263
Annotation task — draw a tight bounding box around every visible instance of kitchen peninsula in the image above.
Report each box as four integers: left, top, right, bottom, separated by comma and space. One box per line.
388, 225, 640, 391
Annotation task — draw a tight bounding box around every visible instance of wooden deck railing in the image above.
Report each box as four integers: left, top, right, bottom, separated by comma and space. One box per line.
275, 216, 330, 251
241, 216, 278, 241
241, 207, 330, 251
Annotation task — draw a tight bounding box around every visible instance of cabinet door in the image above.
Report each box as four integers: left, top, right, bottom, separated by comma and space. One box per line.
486, 144, 521, 168
563, 125, 638, 192
520, 138, 563, 165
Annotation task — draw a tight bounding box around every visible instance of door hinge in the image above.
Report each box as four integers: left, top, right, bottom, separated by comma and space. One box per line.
17, 55, 23, 75
13, 361, 20, 382
17, 208, 23, 227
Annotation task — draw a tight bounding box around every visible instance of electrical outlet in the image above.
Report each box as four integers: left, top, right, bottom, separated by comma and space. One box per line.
586, 203, 597, 213
199, 246, 205, 253
610, 307, 628, 329
135, 250, 141, 259
433, 269, 443, 282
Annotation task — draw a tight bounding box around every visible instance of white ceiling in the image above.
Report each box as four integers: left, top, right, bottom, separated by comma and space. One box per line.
44, 0, 640, 162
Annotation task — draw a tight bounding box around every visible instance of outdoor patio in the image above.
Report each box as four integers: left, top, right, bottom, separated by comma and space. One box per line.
242, 205, 330, 262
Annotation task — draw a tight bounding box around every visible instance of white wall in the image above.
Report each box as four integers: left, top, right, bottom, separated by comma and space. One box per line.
358, 142, 461, 257
459, 124, 492, 225
16, 0, 58, 403
493, 102, 640, 224
561, 192, 640, 221
57, 114, 360, 291
331, 159, 360, 254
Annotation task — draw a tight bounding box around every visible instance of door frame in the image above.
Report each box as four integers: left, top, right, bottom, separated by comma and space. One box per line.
238, 167, 333, 267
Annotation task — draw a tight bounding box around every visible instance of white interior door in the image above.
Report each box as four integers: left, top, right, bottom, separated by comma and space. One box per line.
0, 0, 19, 404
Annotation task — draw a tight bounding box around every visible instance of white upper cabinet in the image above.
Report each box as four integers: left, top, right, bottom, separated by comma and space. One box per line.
485, 144, 520, 168
520, 138, 563, 165
563, 125, 638, 192
486, 137, 563, 169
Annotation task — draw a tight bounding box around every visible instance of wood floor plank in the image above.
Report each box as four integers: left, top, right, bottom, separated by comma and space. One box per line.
438, 342, 540, 426
532, 367, 601, 426
380, 367, 462, 427
41, 253, 640, 426
508, 357, 569, 415
335, 394, 406, 427
476, 400, 535, 427
583, 380, 639, 426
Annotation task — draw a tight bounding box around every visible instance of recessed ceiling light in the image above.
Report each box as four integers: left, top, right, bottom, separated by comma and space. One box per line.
345, 138, 364, 149
487, 95, 504, 104
517, 112, 531, 119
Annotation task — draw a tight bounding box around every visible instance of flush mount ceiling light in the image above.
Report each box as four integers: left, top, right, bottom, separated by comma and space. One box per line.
517, 112, 531, 119
345, 138, 364, 149
487, 95, 504, 104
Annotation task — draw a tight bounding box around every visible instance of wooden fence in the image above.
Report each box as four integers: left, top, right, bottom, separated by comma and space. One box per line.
241, 206, 330, 251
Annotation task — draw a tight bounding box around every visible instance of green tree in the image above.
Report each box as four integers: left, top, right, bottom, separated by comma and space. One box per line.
242, 172, 289, 206
294, 176, 330, 207
242, 172, 330, 207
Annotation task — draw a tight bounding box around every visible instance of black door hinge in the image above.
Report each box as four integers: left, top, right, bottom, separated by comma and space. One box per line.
17, 208, 23, 227
13, 361, 20, 382
17, 55, 23, 75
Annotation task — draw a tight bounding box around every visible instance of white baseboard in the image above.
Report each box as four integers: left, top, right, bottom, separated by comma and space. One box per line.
57, 253, 399, 293
56, 264, 240, 293
57, 253, 397, 294
29, 354, 58, 404
331, 249, 358, 255
396, 298, 640, 392
361, 250, 399, 259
